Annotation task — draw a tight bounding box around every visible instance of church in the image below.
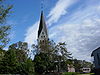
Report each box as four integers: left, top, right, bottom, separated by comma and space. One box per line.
91, 47, 100, 74
37, 11, 49, 53
36, 11, 76, 73
37, 11, 48, 43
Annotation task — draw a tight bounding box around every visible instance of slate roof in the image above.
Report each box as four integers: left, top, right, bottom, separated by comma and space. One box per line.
38, 11, 48, 38
91, 47, 100, 56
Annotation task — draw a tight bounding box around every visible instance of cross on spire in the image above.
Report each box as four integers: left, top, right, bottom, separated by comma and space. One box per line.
41, 0, 44, 11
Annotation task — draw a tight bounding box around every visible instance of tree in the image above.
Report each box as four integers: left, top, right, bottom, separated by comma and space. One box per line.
33, 40, 56, 74
0, 41, 34, 74
33, 40, 72, 74
0, 26, 11, 48
0, 48, 18, 74
54, 42, 72, 61
53, 42, 72, 72
34, 53, 50, 74
73, 59, 93, 72
9, 41, 29, 63
0, 48, 5, 61
0, 0, 12, 48
81, 60, 93, 68
73, 59, 82, 72
0, 0, 12, 23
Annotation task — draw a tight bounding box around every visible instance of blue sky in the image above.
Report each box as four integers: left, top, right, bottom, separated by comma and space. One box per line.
6, 0, 100, 61
6, 0, 57, 43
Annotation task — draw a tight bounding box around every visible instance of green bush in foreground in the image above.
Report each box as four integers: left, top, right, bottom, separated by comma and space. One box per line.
62, 72, 78, 75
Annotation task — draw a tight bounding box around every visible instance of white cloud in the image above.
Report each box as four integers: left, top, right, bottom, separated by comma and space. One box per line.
24, 0, 100, 61
47, 0, 77, 26
97, 5, 100, 11
24, 0, 77, 59
24, 21, 39, 46
49, 2, 100, 61
24, 0, 77, 46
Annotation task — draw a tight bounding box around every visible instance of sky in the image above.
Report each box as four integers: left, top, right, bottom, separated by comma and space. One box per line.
6, 0, 100, 61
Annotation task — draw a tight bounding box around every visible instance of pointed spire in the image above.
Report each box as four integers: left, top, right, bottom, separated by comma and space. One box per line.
38, 11, 48, 38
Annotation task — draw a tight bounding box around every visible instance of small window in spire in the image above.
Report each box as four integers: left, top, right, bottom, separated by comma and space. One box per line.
42, 32, 44, 34
41, 36, 43, 38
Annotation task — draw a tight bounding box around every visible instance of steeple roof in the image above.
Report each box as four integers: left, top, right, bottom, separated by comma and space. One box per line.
38, 11, 48, 38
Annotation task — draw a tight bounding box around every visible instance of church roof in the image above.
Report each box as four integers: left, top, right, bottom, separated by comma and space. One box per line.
91, 47, 100, 56
38, 11, 48, 38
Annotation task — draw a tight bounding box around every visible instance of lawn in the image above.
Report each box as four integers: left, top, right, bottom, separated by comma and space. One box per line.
77, 73, 94, 75
62, 72, 78, 75
62, 72, 94, 75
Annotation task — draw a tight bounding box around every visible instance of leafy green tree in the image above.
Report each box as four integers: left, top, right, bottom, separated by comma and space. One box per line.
0, 26, 11, 48
54, 42, 72, 61
73, 59, 82, 72
73, 59, 93, 72
52, 42, 72, 72
9, 41, 28, 62
0, 48, 18, 74
0, 42, 34, 74
33, 40, 72, 73
0, 0, 12, 23
16, 58, 34, 75
81, 60, 92, 68
0, 48, 5, 61
0, 0, 12, 48
34, 53, 51, 74
8, 41, 34, 74
32, 40, 56, 74
25, 58, 34, 74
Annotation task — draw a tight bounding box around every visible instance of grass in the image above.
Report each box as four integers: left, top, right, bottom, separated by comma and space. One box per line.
62, 72, 78, 75
62, 72, 95, 75
77, 73, 95, 75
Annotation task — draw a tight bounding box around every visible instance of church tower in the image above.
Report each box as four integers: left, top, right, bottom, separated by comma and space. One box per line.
37, 11, 49, 52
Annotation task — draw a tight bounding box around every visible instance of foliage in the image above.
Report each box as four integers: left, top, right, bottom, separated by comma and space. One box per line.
0, 0, 12, 48
0, 48, 5, 61
73, 59, 93, 72
0, 26, 11, 48
0, 41, 34, 74
81, 60, 93, 68
9, 41, 29, 62
54, 42, 72, 61
0, 0, 13, 23
34, 53, 52, 74
33, 40, 72, 74
73, 59, 82, 72
0, 48, 18, 74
